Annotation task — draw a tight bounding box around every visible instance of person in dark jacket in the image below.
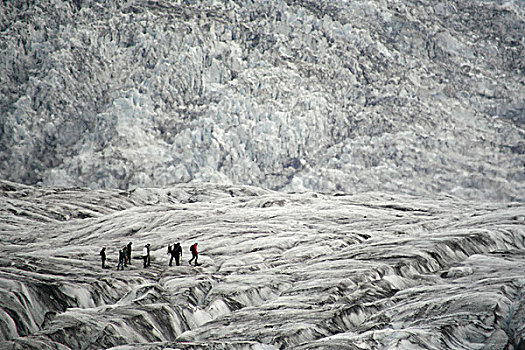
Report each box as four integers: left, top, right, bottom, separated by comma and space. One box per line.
167, 244, 172, 264
146, 243, 151, 267
122, 245, 128, 267
126, 242, 132, 264
169, 242, 182, 266
188, 242, 199, 266
117, 248, 125, 270
100, 247, 107, 268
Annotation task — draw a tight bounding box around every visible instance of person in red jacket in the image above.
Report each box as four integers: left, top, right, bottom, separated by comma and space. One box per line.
188, 242, 199, 266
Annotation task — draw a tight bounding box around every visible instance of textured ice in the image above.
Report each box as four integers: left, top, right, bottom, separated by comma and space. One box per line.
1, 0, 524, 347
0, 181, 523, 349
1, 0, 524, 201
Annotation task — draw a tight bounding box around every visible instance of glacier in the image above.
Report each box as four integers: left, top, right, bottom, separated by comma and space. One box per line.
1, 0, 524, 201
0, 180, 524, 349
1, 0, 525, 348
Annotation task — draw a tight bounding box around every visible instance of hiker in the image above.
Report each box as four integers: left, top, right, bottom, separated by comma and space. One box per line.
188, 242, 199, 266
167, 244, 172, 264
146, 243, 151, 267
122, 245, 128, 267
168, 242, 182, 266
117, 248, 125, 270
126, 242, 132, 264
142, 243, 151, 268
142, 244, 148, 268
100, 247, 106, 268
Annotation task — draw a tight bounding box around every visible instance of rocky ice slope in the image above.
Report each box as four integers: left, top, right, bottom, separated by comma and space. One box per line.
0, 180, 524, 349
1, 0, 524, 201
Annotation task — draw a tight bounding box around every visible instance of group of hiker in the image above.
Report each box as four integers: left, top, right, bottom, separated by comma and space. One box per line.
99, 242, 199, 270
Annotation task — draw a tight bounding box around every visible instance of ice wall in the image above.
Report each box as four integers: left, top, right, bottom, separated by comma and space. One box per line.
1, 0, 524, 201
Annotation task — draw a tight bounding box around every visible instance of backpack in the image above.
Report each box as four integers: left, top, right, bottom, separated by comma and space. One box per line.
167, 244, 172, 254
189, 244, 195, 253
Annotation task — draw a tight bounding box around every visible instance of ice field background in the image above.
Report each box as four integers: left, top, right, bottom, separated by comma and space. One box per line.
0, 0, 524, 348
1, 0, 524, 200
